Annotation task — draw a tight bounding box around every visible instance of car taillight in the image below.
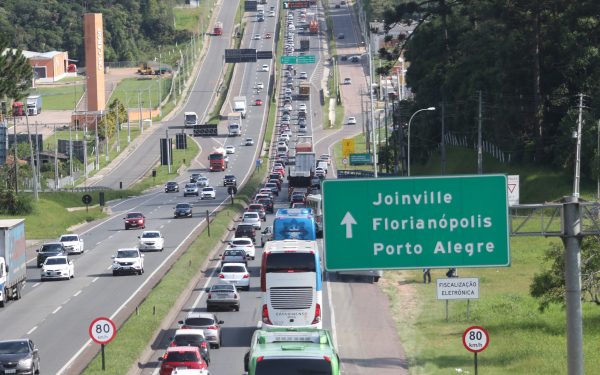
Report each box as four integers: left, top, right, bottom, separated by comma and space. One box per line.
262, 304, 272, 324
257, 356, 264, 362
323, 355, 331, 362
181, 325, 190, 329
201, 341, 208, 348
169, 341, 176, 347
311, 303, 321, 324
243, 273, 249, 279
207, 293, 212, 299
207, 325, 217, 330
218, 274, 224, 278
234, 294, 238, 299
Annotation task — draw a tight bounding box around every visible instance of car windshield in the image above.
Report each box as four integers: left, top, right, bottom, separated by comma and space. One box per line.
174, 335, 203, 346
244, 213, 259, 219
0, 341, 29, 354
45, 257, 67, 265
176, 204, 191, 209
225, 250, 245, 257
186, 184, 197, 188
117, 250, 138, 258
127, 213, 142, 218
225, 175, 235, 179
165, 351, 199, 362
41, 244, 63, 253
222, 265, 246, 273
212, 284, 235, 292
142, 232, 160, 238
249, 205, 263, 210
232, 239, 252, 246
203, 188, 213, 192
185, 317, 215, 326
167, 182, 177, 186
60, 235, 78, 242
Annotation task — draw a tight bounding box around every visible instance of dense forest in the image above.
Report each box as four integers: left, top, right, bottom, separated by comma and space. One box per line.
0, 0, 191, 63
383, 0, 600, 177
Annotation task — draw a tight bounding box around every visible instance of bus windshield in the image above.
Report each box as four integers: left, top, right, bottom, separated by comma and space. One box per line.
255, 358, 332, 374
265, 252, 316, 273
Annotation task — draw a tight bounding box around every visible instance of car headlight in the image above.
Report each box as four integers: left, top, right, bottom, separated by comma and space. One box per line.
18, 357, 32, 368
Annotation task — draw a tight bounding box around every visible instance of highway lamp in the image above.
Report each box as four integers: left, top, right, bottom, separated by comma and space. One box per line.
407, 107, 436, 176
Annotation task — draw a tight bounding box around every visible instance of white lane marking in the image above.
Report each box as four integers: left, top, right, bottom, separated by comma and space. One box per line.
160, 224, 165, 229
92, 277, 99, 283
52, 306, 62, 314
73, 290, 82, 297
96, 242, 102, 246
32, 283, 40, 288
27, 326, 38, 335
108, 235, 113, 239
106, 266, 112, 271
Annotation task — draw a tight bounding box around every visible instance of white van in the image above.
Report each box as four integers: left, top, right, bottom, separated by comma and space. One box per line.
316, 160, 328, 173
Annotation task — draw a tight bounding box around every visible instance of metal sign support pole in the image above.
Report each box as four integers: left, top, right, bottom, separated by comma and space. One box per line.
445, 300, 448, 322
101, 343, 105, 370
474, 352, 478, 375
467, 299, 470, 320
206, 210, 210, 237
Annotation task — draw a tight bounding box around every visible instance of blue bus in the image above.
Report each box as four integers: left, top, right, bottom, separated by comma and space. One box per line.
273, 208, 316, 240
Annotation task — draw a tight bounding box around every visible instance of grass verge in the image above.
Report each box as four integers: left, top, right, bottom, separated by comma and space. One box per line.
321, 0, 345, 129
29, 84, 85, 111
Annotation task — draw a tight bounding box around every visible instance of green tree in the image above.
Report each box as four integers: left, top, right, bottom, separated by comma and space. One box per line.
0, 34, 32, 101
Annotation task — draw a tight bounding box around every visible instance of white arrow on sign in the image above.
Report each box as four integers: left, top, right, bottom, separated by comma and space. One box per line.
340, 212, 357, 238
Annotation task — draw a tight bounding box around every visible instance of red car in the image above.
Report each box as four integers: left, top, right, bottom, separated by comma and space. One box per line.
158, 346, 208, 375
124, 212, 146, 230
255, 99, 263, 106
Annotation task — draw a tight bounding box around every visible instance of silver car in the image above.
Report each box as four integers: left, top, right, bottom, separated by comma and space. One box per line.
184, 183, 199, 197
178, 312, 224, 349
242, 212, 262, 230
206, 282, 240, 311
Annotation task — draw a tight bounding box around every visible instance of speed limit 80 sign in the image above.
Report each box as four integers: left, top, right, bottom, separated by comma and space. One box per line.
462, 326, 489, 353
89, 317, 116, 345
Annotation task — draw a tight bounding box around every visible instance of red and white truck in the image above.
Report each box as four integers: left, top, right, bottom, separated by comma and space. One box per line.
208, 147, 228, 172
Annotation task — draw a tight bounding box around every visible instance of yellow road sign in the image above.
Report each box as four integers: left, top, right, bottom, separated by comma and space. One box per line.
342, 138, 355, 157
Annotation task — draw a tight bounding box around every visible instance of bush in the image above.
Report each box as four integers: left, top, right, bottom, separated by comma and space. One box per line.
0, 189, 34, 215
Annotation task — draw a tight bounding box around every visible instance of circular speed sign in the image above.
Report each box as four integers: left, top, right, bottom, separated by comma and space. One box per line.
89, 317, 116, 345
462, 326, 489, 353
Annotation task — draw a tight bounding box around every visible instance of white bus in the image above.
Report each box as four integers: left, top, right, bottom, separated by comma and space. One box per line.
260, 240, 322, 329
305, 194, 323, 237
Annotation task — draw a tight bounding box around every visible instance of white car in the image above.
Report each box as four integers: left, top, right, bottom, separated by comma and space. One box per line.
268, 11, 275, 17
315, 167, 327, 177
201, 187, 216, 199
41, 256, 74, 281
196, 177, 210, 187
59, 233, 84, 254
244, 138, 254, 146
344, 77, 352, 85
253, 34, 261, 40
260, 64, 269, 72
242, 212, 262, 230
219, 263, 250, 291
256, 82, 264, 90
112, 248, 144, 275
227, 237, 256, 259
225, 145, 236, 154
298, 103, 307, 112
347, 116, 357, 125
138, 230, 164, 252
319, 154, 332, 165
299, 72, 308, 79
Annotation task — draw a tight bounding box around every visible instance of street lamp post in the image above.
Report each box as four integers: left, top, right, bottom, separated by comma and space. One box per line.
407, 107, 436, 176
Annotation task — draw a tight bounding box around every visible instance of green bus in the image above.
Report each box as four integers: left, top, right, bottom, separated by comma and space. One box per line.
244, 328, 340, 375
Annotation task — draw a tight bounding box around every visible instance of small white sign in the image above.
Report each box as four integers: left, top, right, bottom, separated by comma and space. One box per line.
436, 277, 480, 300
463, 326, 490, 353
89, 317, 116, 345
507, 175, 519, 206
342, 158, 348, 165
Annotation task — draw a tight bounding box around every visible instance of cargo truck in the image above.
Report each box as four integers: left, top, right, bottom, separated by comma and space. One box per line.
300, 39, 310, 51
0, 219, 27, 307
298, 83, 310, 100
309, 20, 319, 34
233, 96, 247, 119
26, 95, 42, 116
213, 21, 223, 36
208, 147, 228, 171
228, 112, 242, 136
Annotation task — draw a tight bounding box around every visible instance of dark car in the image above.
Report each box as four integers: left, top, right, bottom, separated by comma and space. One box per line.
124, 212, 146, 230
174, 203, 193, 218
256, 198, 274, 214
290, 192, 306, 207
190, 173, 202, 183
235, 224, 256, 243
169, 329, 211, 365
223, 174, 237, 187
165, 181, 179, 193
268, 178, 282, 191
269, 173, 283, 183
246, 203, 267, 221
36, 242, 67, 267
0, 339, 41, 374
264, 182, 279, 196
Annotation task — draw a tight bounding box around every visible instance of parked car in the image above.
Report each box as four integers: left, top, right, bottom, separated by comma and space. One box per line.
169, 329, 211, 365
201, 187, 216, 200
227, 237, 256, 259
174, 203, 193, 218
221, 249, 248, 266
112, 248, 144, 276
223, 174, 237, 187
246, 203, 267, 222
0, 339, 41, 374
178, 312, 224, 349
207, 282, 240, 311
124, 212, 146, 230
59, 233, 84, 254
235, 224, 256, 243
184, 183, 200, 197
138, 230, 165, 251
158, 346, 208, 375
36, 242, 67, 267
41, 255, 74, 281
218, 263, 250, 291
165, 181, 180, 192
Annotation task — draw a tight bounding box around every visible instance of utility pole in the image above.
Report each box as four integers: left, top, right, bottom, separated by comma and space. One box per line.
95, 115, 99, 170
116, 102, 120, 152
148, 86, 152, 123
441, 99, 446, 175
54, 123, 59, 189
166, 129, 171, 174
159, 47, 162, 116
35, 122, 40, 191
138, 90, 143, 134
126, 91, 131, 143
478, 90, 483, 174
597, 119, 599, 199
25, 113, 38, 200
13, 114, 18, 193
573, 93, 584, 197
69, 122, 73, 185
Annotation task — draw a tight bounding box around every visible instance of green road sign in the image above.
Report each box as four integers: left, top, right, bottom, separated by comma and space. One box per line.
349, 153, 372, 165
298, 55, 316, 64
280, 56, 297, 64
322, 175, 510, 271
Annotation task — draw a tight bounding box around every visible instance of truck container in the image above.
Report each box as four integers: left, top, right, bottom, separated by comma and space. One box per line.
295, 135, 313, 153
213, 21, 223, 36
26, 95, 42, 116
233, 96, 247, 118
300, 39, 310, 51
309, 20, 319, 34
298, 83, 310, 100
184, 112, 198, 127
208, 147, 228, 172
288, 152, 316, 188
0, 219, 27, 307
228, 112, 242, 136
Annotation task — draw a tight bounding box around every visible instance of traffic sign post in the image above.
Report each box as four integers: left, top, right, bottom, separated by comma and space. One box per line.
341, 138, 355, 157
463, 326, 490, 375
82, 194, 92, 213
89, 317, 116, 371
280, 56, 297, 64
322, 175, 510, 271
